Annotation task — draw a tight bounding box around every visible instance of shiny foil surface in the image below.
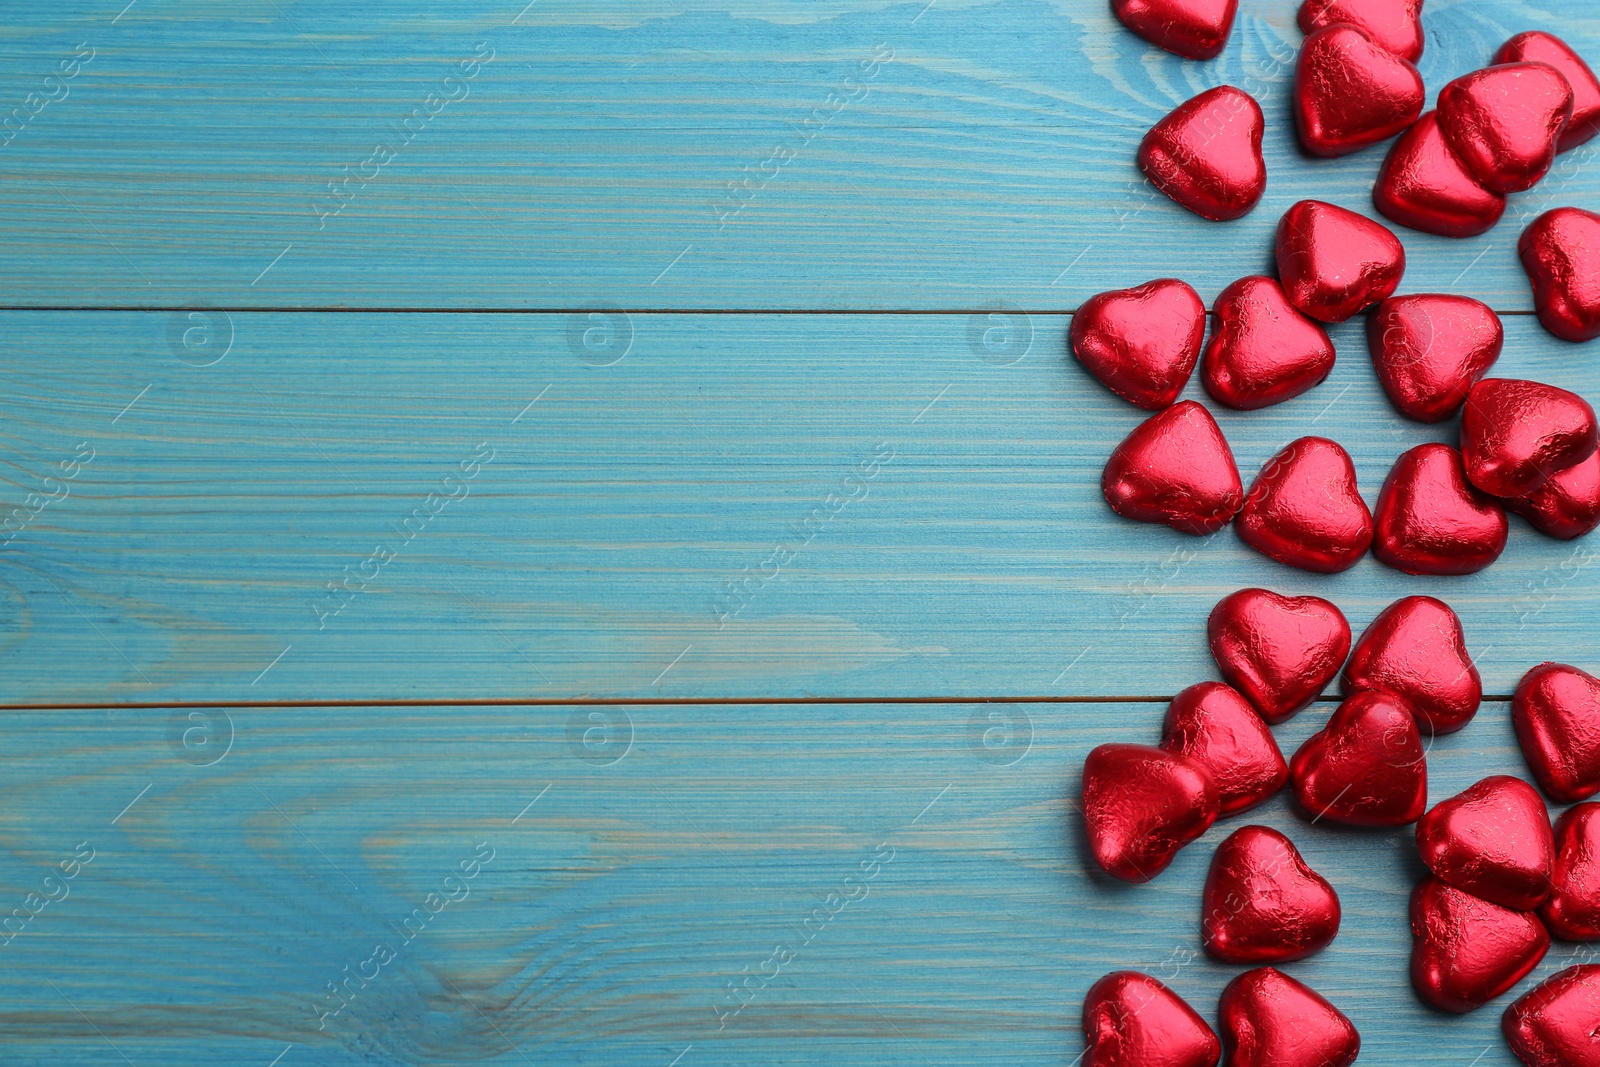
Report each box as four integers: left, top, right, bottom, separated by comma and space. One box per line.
1410, 877, 1550, 1014
1072, 279, 1207, 410
1286, 687, 1427, 831
1415, 775, 1554, 911
1082, 743, 1220, 883
1139, 86, 1267, 222
1520, 206, 1600, 343
1276, 199, 1406, 323
1502, 965, 1600, 1067
1103, 400, 1244, 535
1541, 803, 1600, 940
1507, 451, 1600, 539
1460, 378, 1598, 498
1161, 682, 1289, 816
1342, 595, 1483, 734
1373, 443, 1509, 575
1082, 971, 1222, 1067
1297, 0, 1423, 62
1495, 31, 1600, 151
1208, 588, 1351, 724
1367, 293, 1504, 422
1237, 437, 1373, 574
1112, 0, 1238, 60
1218, 967, 1360, 1067
1294, 24, 1424, 157
1201, 825, 1341, 964
1375, 112, 1507, 238
1202, 276, 1336, 409
1436, 62, 1574, 194
1292, 691, 1428, 827
1514, 662, 1600, 803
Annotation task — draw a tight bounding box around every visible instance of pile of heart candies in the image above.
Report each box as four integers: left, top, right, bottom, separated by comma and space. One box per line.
1074, 0, 1600, 1064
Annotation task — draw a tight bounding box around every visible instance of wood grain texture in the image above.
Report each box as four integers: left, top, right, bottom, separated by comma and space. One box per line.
1, 310, 1597, 706
5, 2, 1600, 1063
0, 0, 1595, 308
0, 701, 1576, 1066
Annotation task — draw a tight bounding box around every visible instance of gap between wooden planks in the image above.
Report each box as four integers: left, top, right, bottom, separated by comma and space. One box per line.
0, 695, 1516, 711
0, 306, 1550, 315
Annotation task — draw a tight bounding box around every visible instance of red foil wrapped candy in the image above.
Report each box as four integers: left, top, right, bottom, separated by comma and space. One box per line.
1503, 964, 1600, 1067
1104, 401, 1244, 535
1202, 277, 1336, 410
1208, 588, 1350, 724
1342, 595, 1482, 735
1415, 775, 1554, 911
1373, 443, 1508, 575
1298, 0, 1423, 62
1201, 825, 1340, 964
1291, 691, 1427, 827
1541, 803, 1600, 940
1496, 31, 1600, 152
1161, 682, 1289, 816
1139, 87, 1267, 222
1436, 62, 1574, 194
1082, 971, 1221, 1067
1072, 279, 1206, 410
1514, 662, 1600, 804
1507, 451, 1600, 539
1082, 743, 1220, 883
1219, 967, 1360, 1067
1374, 113, 1506, 238
1367, 294, 1503, 423
1460, 378, 1598, 499
1294, 24, 1424, 157
1411, 876, 1550, 1013
1112, 0, 1237, 61
1236, 437, 1372, 574
1276, 200, 1405, 323
1520, 207, 1600, 343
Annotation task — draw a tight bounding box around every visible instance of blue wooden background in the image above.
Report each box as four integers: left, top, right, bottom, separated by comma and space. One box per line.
1, 0, 1598, 1063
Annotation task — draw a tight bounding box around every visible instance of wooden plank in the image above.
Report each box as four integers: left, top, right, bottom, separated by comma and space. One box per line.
2, 310, 1598, 706
0, 0, 1595, 309
0, 700, 1569, 1065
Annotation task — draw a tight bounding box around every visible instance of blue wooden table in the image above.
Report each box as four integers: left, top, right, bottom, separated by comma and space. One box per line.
1, 1, 1598, 1063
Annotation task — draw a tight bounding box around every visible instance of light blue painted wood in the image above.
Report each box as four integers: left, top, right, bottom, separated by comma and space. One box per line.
5, 2, 1600, 1063
0, 311, 1597, 705
0, 701, 1574, 1065
0, 0, 1594, 308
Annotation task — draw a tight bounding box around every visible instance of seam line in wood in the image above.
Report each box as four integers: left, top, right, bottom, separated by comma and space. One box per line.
0, 307, 1547, 317
0, 695, 1516, 712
